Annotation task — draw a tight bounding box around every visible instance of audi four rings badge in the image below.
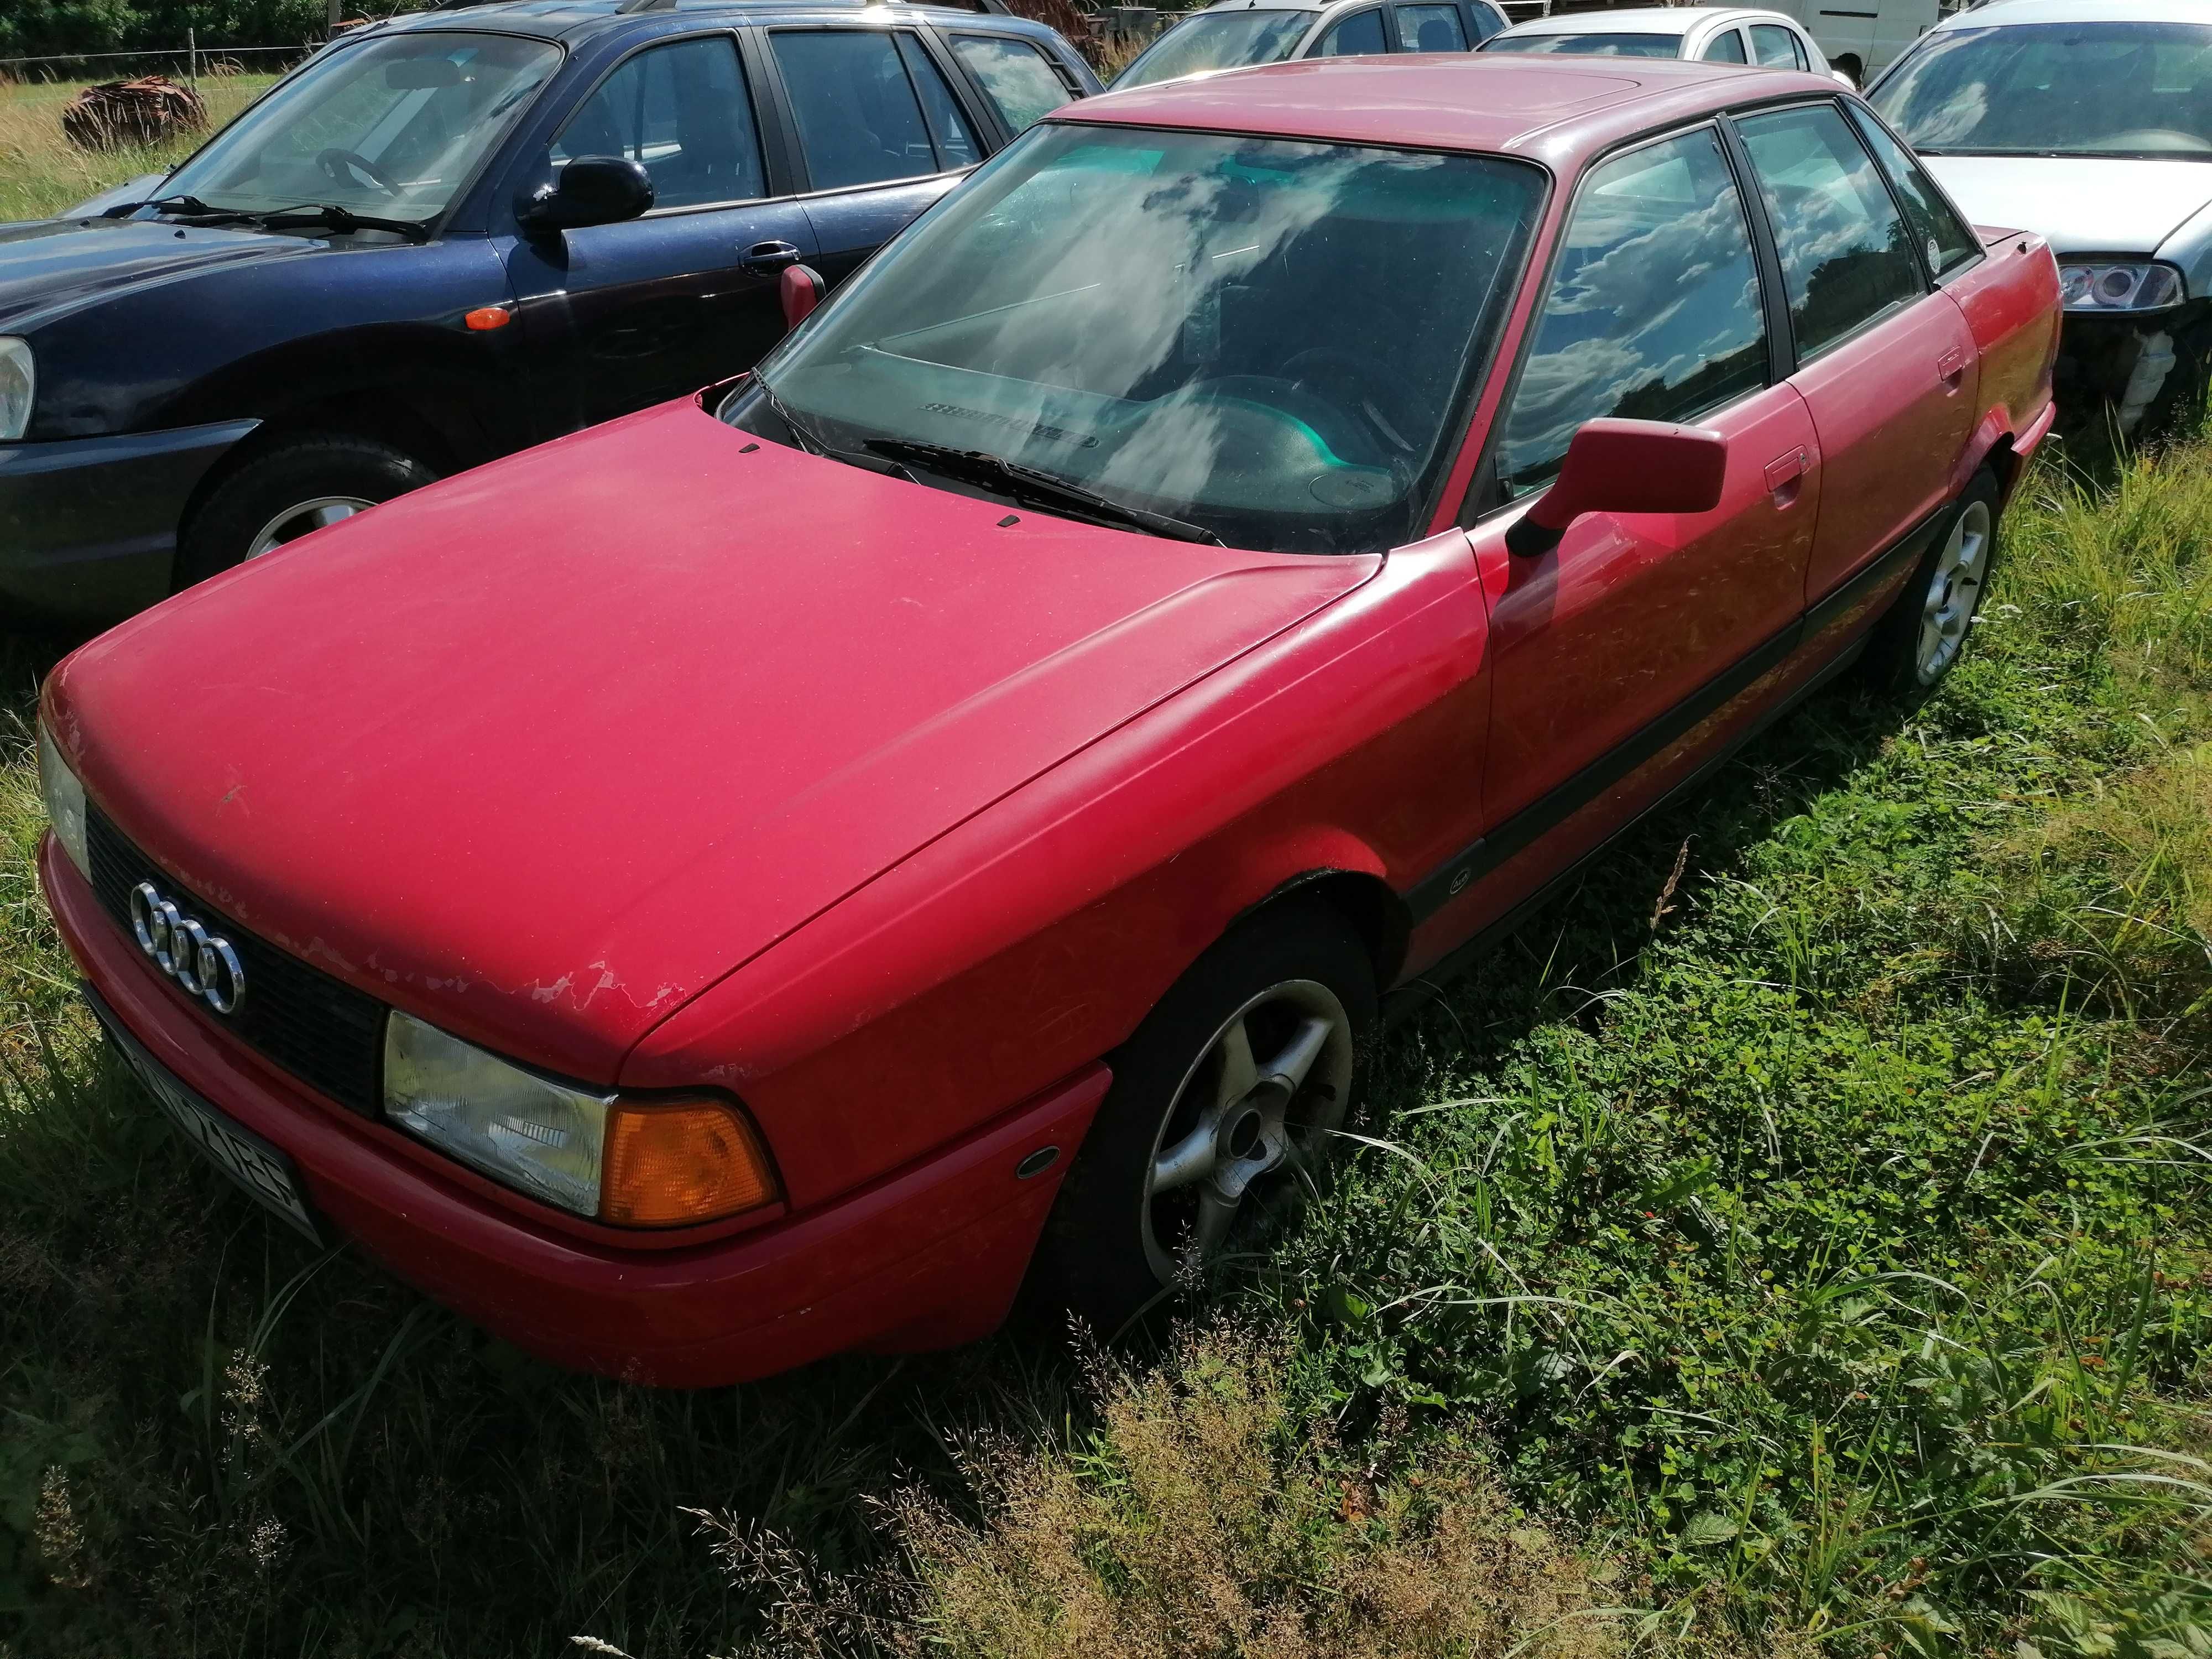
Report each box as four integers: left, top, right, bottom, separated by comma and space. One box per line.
129, 881, 246, 1014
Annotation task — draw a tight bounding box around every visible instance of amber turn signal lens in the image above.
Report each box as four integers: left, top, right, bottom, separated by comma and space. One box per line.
463, 305, 512, 331
599, 1096, 780, 1227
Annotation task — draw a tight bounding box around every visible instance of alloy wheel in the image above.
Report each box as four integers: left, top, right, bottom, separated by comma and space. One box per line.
1916, 497, 1992, 683
246, 495, 373, 560
1140, 978, 1355, 1281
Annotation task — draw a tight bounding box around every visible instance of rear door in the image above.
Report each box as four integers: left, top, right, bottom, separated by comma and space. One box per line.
1467, 123, 1819, 847
1392, 3, 1470, 52
505, 31, 816, 431
945, 28, 1086, 136
1309, 7, 1392, 56
1699, 25, 1750, 62
757, 23, 987, 287
1750, 22, 1807, 69
1728, 98, 1975, 611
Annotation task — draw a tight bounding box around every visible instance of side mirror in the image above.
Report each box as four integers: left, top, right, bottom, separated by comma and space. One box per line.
517, 155, 654, 235
780, 263, 826, 332
1505, 418, 1729, 558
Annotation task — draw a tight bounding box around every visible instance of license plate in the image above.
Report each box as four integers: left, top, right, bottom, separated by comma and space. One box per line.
89, 991, 323, 1246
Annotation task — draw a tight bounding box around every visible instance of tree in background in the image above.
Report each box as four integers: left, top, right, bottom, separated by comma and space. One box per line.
1, 0, 437, 60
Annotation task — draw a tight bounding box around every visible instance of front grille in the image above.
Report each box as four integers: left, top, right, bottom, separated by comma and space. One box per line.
84, 806, 385, 1118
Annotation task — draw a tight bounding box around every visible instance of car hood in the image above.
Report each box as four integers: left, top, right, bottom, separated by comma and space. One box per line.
51, 399, 1376, 1081
0, 216, 312, 332
1919, 154, 2212, 255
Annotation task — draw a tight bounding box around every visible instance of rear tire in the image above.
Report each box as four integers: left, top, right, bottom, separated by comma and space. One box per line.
1860, 468, 2001, 699
1035, 899, 1376, 1337
178, 435, 436, 588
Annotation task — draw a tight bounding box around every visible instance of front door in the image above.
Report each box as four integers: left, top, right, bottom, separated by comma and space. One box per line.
1459, 124, 1820, 917
506, 32, 815, 434
1731, 100, 1975, 608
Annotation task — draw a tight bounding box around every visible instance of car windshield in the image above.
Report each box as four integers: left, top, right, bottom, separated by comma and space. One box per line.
156, 31, 562, 223
1114, 11, 1314, 87
1872, 22, 2212, 158
743, 124, 1543, 554
1485, 31, 1682, 56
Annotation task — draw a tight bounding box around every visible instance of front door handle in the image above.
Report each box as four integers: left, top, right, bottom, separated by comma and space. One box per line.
1764, 446, 1808, 505
740, 240, 802, 274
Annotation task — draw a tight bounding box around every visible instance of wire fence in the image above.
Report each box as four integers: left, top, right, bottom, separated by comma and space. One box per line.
0, 42, 317, 84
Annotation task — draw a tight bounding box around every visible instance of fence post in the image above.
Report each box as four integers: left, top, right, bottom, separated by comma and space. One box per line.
187, 27, 198, 83
328, 0, 342, 35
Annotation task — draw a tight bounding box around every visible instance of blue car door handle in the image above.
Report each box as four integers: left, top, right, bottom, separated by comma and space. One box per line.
740, 241, 802, 273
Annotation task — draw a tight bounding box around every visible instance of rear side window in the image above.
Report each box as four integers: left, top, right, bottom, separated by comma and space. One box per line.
1395, 4, 1469, 51
1467, 1, 1506, 42
1495, 127, 1768, 493
1751, 23, 1802, 67
953, 34, 1074, 131
1735, 102, 1925, 358
1846, 103, 1983, 276
771, 30, 963, 190
552, 36, 765, 209
1315, 8, 1390, 56
896, 34, 980, 167
1702, 28, 1747, 62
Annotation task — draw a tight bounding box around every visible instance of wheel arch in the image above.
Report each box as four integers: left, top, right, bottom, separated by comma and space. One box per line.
1227, 866, 1412, 992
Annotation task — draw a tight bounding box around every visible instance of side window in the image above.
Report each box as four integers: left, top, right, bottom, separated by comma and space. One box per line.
1701, 28, 1747, 62
1846, 103, 1982, 277
952, 34, 1074, 132
1395, 4, 1469, 52
1750, 23, 1798, 66
1466, 1, 1506, 43
896, 34, 979, 168
770, 30, 947, 191
1494, 127, 1768, 494
1314, 8, 1390, 56
551, 36, 765, 210
1735, 102, 1926, 358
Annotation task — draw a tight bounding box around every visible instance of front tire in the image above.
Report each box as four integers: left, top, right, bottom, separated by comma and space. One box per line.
1861, 468, 2001, 698
1036, 899, 1376, 1335
178, 434, 437, 588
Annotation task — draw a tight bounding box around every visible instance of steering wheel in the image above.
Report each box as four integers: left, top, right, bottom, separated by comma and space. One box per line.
1279, 346, 1416, 457
316, 147, 402, 197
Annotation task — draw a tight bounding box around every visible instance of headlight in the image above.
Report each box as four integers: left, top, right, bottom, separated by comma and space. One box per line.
0, 337, 33, 441
383, 1010, 779, 1225
2058, 262, 2184, 314
35, 721, 90, 881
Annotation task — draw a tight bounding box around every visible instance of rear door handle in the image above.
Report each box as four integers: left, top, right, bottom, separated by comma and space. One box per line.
740, 240, 802, 274
1938, 346, 1968, 388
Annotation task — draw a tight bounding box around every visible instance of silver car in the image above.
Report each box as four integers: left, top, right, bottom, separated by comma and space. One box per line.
1871, 0, 2212, 431
1113, 0, 1507, 88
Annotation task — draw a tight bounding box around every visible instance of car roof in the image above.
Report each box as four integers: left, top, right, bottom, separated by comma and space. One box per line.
1186, 0, 1347, 16
1929, 0, 2212, 28
360, 0, 1050, 46
1063, 53, 1834, 166
1493, 6, 1782, 34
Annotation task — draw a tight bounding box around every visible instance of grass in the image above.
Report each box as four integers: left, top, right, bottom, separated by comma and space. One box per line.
3, 122, 2212, 1635
0, 73, 281, 223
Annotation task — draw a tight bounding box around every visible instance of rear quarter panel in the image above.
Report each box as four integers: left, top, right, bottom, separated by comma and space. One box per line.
1944, 228, 2061, 492
621, 533, 1493, 1209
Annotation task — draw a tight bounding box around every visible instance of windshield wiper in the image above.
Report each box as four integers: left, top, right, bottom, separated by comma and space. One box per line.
748, 377, 917, 481
141, 198, 432, 241
864, 439, 1223, 545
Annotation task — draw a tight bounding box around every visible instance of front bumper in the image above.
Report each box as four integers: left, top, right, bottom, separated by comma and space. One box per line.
2054, 302, 2211, 434
42, 832, 1106, 1386
1, 419, 257, 623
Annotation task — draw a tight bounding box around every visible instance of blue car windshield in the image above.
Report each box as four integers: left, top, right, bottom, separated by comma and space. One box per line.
747, 125, 1543, 554
159, 32, 562, 223
1114, 11, 1315, 87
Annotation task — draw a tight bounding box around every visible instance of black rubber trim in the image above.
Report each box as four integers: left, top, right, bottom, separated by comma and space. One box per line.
1385, 627, 1869, 1025
1402, 499, 1946, 928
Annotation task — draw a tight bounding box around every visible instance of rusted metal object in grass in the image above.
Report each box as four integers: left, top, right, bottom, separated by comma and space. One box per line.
61, 75, 208, 153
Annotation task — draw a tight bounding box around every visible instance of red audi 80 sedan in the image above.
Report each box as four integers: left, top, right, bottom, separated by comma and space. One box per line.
35, 55, 2059, 1385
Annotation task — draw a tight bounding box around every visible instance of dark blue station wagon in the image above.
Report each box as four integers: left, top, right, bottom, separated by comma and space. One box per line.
0, 0, 1099, 622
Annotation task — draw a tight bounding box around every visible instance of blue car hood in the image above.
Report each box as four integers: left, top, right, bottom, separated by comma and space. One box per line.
0, 217, 313, 332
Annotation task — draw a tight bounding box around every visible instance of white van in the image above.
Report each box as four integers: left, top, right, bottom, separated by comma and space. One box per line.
1494, 0, 1934, 80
